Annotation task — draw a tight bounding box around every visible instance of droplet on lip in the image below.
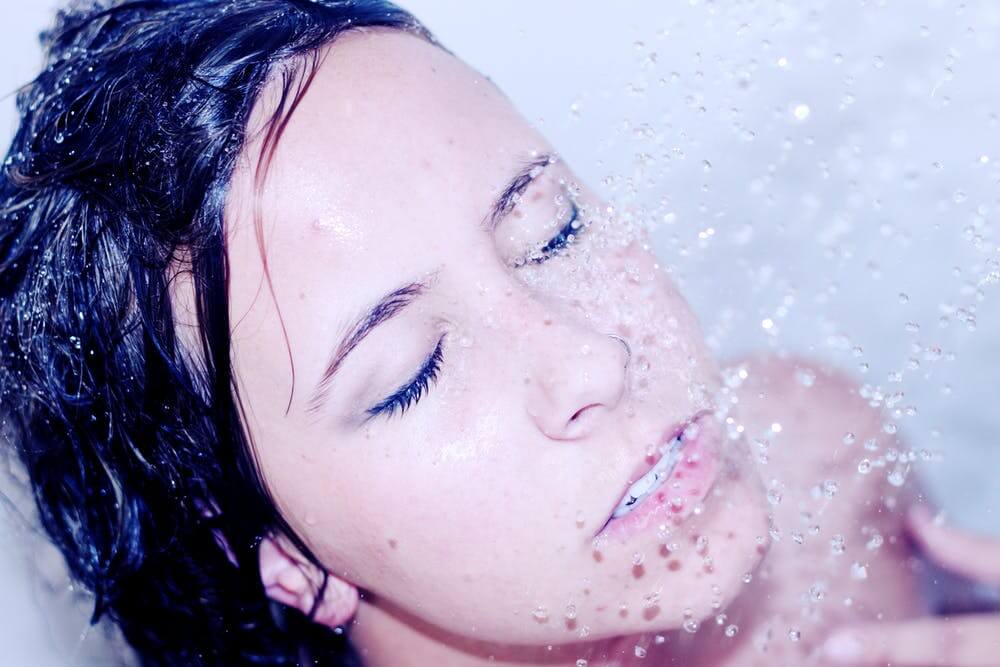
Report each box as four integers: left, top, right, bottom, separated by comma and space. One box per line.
683, 421, 701, 440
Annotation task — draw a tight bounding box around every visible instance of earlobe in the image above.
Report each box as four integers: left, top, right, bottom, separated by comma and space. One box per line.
258, 535, 359, 629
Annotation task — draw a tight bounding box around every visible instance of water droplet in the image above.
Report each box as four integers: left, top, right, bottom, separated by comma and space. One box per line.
767, 489, 783, 505
788, 629, 801, 642
532, 606, 549, 623
830, 535, 846, 555
843, 432, 856, 445
792, 104, 810, 120
576, 660, 588, 667
565, 604, 578, 620
54, 132, 65, 144
634, 645, 647, 658
683, 619, 700, 633
851, 562, 868, 579
725, 624, 739, 638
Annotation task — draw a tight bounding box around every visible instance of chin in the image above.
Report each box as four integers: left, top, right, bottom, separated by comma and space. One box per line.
603, 434, 770, 637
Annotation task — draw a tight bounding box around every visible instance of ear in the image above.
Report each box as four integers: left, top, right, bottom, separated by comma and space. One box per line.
258, 535, 359, 629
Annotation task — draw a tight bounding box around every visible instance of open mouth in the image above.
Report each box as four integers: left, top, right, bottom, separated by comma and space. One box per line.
610, 430, 685, 519
597, 409, 719, 538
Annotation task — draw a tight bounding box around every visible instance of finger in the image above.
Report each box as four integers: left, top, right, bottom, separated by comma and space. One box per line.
822, 615, 1000, 666
907, 505, 1000, 585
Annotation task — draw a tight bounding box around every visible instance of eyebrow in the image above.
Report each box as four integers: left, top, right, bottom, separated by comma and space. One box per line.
307, 152, 556, 414
481, 152, 556, 232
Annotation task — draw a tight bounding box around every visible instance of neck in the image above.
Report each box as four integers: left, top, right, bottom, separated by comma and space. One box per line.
348, 594, 643, 667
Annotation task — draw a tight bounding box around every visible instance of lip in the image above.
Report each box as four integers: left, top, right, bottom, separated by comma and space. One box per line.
595, 409, 722, 542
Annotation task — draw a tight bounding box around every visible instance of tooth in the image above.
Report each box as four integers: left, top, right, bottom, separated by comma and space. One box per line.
611, 438, 684, 519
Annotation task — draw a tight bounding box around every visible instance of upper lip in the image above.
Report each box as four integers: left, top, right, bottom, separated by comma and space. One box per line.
595, 408, 711, 535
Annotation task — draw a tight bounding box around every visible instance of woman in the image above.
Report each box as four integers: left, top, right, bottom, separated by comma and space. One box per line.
0, 1, 994, 665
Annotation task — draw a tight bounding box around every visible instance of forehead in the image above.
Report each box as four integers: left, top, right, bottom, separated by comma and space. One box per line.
231, 29, 550, 253
223, 28, 555, 410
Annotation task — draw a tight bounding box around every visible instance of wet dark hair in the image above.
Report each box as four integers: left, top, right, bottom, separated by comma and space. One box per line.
0, 1, 435, 664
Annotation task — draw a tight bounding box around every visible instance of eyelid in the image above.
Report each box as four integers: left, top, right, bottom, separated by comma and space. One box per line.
509, 187, 587, 267
364, 332, 446, 421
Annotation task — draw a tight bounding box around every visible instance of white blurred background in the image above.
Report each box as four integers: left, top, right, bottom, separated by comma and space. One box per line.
2, 0, 998, 663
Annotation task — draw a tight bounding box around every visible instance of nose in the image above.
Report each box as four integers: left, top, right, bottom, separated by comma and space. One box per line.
522, 316, 629, 440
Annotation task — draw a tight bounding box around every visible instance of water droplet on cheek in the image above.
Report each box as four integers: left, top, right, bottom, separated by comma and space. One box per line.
531, 606, 549, 623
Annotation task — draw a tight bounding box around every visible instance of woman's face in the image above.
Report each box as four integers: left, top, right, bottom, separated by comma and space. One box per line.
224, 29, 769, 645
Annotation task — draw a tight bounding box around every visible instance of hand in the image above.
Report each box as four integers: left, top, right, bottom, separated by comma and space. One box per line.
821, 505, 1000, 666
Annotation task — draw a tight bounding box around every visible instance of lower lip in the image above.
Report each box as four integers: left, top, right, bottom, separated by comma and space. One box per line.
598, 412, 723, 542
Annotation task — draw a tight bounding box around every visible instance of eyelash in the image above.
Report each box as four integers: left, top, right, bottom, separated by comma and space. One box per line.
366, 333, 446, 419
368, 198, 586, 420
515, 199, 588, 267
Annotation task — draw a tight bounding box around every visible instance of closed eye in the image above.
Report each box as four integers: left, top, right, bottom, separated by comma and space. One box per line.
366, 332, 446, 420
512, 198, 588, 267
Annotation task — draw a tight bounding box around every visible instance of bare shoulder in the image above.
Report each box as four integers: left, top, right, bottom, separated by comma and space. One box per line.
709, 353, 923, 662
724, 352, 891, 490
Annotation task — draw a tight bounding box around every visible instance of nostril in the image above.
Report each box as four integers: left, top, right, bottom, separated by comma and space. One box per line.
569, 403, 599, 423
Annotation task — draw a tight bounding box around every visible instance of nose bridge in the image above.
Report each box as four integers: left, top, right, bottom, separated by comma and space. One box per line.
507, 286, 628, 439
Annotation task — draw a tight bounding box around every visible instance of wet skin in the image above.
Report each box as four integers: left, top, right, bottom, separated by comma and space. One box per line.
205, 28, 921, 667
